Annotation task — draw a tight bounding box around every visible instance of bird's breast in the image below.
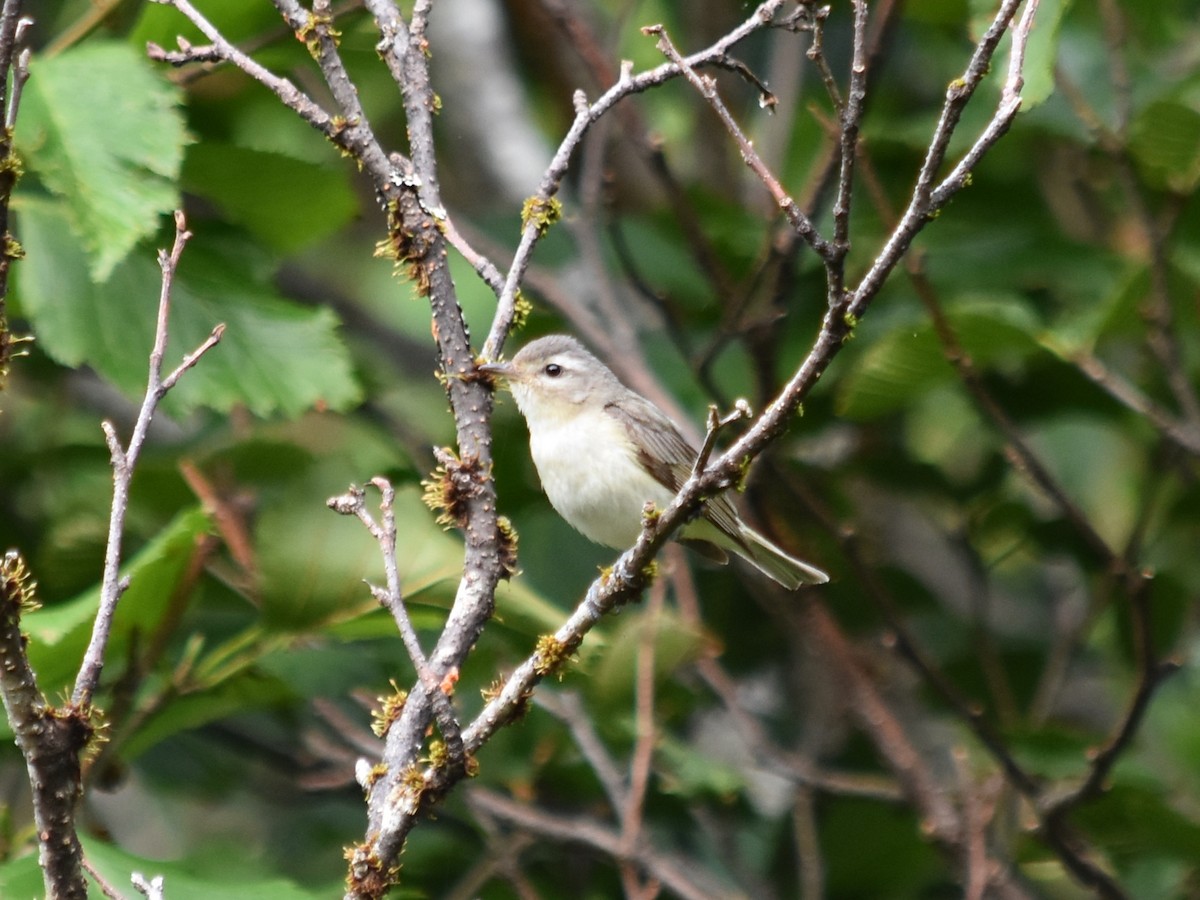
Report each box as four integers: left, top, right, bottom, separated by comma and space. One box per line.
526, 409, 674, 549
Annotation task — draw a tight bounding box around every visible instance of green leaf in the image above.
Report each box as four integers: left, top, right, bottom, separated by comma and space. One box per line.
16, 42, 188, 280
182, 143, 359, 252
14, 200, 362, 417
0, 843, 328, 900
1074, 780, 1200, 863
1026, 414, 1146, 550
118, 668, 296, 762
591, 607, 706, 702
258, 484, 460, 632
1131, 99, 1200, 191
823, 798, 942, 895
836, 300, 1043, 419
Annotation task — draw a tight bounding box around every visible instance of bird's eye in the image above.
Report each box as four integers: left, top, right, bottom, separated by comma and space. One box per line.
543, 363, 563, 377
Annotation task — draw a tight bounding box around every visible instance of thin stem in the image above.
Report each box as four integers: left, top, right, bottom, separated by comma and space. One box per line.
73, 212, 223, 707
645, 24, 834, 263
481, 1, 793, 359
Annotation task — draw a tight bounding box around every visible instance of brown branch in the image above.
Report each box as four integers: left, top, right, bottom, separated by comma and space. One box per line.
1088, 0, 1200, 428
800, 605, 973, 875
619, 579, 664, 867
1035, 570, 1182, 898
536, 691, 628, 812
848, 35, 1173, 892
671, 554, 906, 803
80, 855, 128, 900
1066, 350, 1200, 457
1052, 52, 1200, 458
538, 0, 740, 311
0, 552, 88, 899
645, 24, 834, 263
841, 528, 1043, 797
912, 262, 1122, 571
4, 212, 219, 898
467, 787, 745, 900
792, 787, 824, 900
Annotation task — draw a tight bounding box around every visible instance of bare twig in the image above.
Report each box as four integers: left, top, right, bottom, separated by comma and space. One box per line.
645, 24, 834, 263
693, 399, 752, 477
0, 5, 31, 390
2, 14, 28, 130
326, 478, 465, 768
852, 0, 1035, 315
1035, 569, 1181, 899
130, 872, 167, 900
481, 0, 794, 359
468, 787, 744, 900
1053, 51, 1200, 458
619, 579, 664, 863
1066, 350, 1200, 456
536, 691, 628, 812
73, 212, 223, 707
788, 3, 843, 112
2, 209, 218, 900
538, 0, 739, 308
792, 787, 823, 900
80, 856, 124, 899
151, 0, 398, 187
829, 0, 871, 290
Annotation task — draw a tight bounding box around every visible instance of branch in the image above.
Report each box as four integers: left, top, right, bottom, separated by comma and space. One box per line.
536, 691, 628, 812
617, 579, 664, 868
829, 0, 871, 281
538, 0, 740, 308
0, 552, 88, 899
1035, 571, 1182, 899
327, 478, 465, 772
466, 0, 1042, 792
467, 787, 744, 900
150, 0, 398, 189
1062, 348, 1200, 457
0, 5, 31, 394
481, 0, 793, 359
644, 24, 834, 262
799, 602, 1029, 897
851, 0, 1035, 316
73, 211, 223, 707
151, 3, 501, 890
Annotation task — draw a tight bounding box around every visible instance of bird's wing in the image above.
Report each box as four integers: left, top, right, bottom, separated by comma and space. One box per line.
603, 396, 747, 547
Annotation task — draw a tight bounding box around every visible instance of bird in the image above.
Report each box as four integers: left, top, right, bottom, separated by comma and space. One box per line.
480, 334, 828, 589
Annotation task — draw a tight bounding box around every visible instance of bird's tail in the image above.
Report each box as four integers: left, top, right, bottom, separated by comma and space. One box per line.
737, 525, 829, 589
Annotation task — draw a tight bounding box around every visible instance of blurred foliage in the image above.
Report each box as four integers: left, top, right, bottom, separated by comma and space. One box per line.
2, 0, 1199, 897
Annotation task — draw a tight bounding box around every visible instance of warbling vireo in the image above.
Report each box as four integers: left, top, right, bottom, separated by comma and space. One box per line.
481, 335, 828, 589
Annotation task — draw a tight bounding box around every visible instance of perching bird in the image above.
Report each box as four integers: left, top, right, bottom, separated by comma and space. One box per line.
481, 335, 828, 588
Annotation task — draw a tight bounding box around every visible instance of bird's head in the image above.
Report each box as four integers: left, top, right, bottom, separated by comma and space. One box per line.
480, 335, 619, 422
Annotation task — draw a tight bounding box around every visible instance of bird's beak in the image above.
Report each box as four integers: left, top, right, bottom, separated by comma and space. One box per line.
477, 360, 513, 384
